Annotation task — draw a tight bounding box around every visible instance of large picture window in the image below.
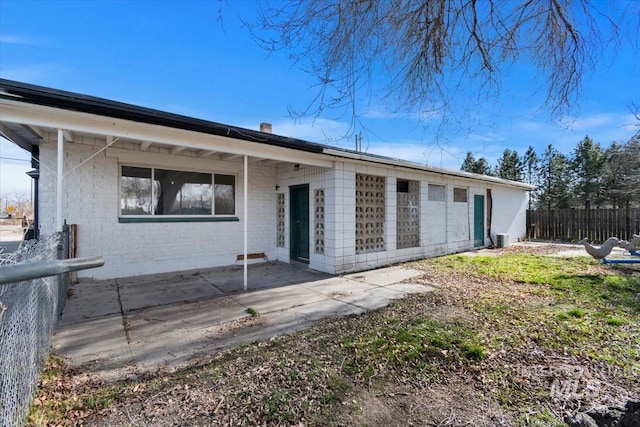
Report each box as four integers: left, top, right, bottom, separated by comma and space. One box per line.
120, 166, 235, 216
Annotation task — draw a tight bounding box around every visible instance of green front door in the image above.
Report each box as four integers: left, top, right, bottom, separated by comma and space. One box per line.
290, 184, 310, 262
474, 194, 485, 247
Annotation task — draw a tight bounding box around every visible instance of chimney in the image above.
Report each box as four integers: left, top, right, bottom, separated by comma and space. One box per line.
260, 122, 272, 133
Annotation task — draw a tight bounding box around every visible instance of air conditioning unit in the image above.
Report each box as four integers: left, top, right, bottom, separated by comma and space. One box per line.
496, 233, 509, 248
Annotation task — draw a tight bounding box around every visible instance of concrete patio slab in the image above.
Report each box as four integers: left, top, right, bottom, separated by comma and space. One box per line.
119, 275, 223, 312
125, 298, 276, 371
344, 266, 424, 286
196, 262, 331, 293
62, 280, 120, 324
333, 286, 407, 310
54, 314, 133, 369
231, 285, 327, 313
287, 297, 368, 323
126, 296, 247, 339
300, 277, 377, 297
52, 262, 432, 380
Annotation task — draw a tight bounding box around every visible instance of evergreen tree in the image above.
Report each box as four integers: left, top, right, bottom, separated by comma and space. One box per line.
603, 133, 640, 208
571, 135, 606, 209
461, 152, 477, 173
495, 149, 523, 181
521, 145, 540, 210
522, 146, 540, 185
460, 151, 492, 175
538, 145, 573, 209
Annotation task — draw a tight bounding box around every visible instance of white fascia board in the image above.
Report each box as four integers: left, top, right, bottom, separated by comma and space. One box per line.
0, 99, 335, 168
322, 148, 535, 191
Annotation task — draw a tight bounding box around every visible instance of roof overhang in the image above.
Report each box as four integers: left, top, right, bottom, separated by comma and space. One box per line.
0, 122, 41, 151
0, 79, 326, 153
0, 97, 335, 168
322, 148, 536, 190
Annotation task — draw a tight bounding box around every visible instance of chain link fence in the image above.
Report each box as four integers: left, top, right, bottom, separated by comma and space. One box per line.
0, 230, 67, 426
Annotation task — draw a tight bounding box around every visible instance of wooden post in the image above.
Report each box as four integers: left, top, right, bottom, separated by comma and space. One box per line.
70, 224, 78, 283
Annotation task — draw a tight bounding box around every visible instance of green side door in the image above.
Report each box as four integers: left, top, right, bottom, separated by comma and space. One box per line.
474, 194, 485, 247
290, 185, 310, 262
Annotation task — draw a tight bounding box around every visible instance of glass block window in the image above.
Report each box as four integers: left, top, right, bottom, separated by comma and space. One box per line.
277, 193, 285, 248
396, 179, 420, 249
314, 189, 325, 254
356, 174, 385, 254
454, 187, 468, 203
428, 184, 445, 202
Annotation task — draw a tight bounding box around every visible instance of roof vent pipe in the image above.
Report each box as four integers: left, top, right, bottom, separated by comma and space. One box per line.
260, 122, 272, 133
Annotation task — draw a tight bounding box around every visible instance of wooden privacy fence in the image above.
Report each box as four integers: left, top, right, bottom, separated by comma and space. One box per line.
527, 208, 640, 243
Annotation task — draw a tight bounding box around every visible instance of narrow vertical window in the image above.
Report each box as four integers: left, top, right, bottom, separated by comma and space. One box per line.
314, 189, 325, 254
277, 193, 285, 247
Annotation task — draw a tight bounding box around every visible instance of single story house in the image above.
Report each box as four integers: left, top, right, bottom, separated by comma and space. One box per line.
0, 79, 534, 281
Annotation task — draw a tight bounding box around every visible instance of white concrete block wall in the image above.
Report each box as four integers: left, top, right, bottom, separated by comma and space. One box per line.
38, 130, 528, 279
330, 167, 357, 272
448, 185, 471, 243
385, 177, 397, 252
488, 185, 528, 242
423, 177, 448, 246
323, 167, 357, 273
329, 167, 528, 274
39, 136, 278, 279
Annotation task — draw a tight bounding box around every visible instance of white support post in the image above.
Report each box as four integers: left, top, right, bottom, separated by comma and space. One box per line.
57, 129, 64, 231
243, 155, 248, 291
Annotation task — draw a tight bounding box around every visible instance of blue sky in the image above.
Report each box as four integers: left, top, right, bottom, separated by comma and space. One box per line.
1, 0, 639, 196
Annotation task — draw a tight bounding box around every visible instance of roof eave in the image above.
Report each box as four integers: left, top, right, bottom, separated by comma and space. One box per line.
322, 148, 536, 190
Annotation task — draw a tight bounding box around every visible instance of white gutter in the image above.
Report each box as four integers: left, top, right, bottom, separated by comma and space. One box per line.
243, 155, 248, 291
56, 129, 63, 231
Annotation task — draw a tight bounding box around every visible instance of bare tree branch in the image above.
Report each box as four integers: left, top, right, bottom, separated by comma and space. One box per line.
247, 0, 626, 137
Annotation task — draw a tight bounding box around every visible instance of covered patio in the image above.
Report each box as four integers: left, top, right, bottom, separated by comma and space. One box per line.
0, 91, 334, 283
52, 262, 431, 380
